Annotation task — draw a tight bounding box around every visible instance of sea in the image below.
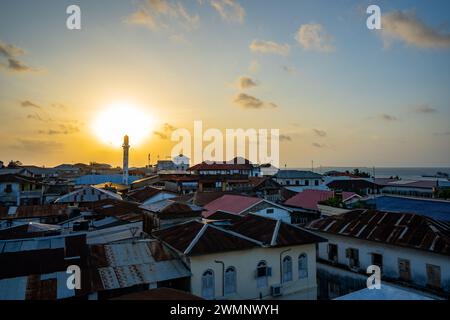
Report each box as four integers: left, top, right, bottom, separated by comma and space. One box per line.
292, 167, 450, 180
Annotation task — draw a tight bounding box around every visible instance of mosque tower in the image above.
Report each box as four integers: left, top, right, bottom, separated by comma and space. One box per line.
122, 135, 130, 185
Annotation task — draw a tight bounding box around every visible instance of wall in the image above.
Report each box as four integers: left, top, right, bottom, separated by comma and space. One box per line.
314, 232, 450, 294
189, 244, 317, 300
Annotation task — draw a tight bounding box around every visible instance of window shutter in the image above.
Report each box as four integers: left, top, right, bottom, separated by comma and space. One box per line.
345, 248, 351, 258
267, 267, 272, 277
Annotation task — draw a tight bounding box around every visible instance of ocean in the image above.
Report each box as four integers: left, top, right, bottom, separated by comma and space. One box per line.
291, 167, 450, 180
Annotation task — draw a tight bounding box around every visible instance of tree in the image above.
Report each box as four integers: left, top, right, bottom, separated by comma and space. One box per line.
7, 160, 22, 168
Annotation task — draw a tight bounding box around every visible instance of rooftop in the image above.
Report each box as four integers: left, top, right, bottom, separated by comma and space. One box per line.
203, 194, 262, 217
275, 170, 323, 180
284, 189, 335, 211
306, 209, 450, 256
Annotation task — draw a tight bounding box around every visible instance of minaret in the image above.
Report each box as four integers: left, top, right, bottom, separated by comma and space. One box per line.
122, 135, 130, 185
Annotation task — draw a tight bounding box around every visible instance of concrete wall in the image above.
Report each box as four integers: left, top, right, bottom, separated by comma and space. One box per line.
315, 232, 450, 293
189, 244, 318, 300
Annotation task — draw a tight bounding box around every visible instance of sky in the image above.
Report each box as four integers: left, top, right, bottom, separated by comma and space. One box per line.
0, 0, 449, 168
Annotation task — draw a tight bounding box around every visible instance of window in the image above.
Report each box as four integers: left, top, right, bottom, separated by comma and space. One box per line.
286, 180, 290, 185
371, 253, 383, 273
305, 180, 309, 186
224, 267, 237, 295
4, 184, 12, 193
266, 208, 274, 214
295, 180, 300, 186
346, 248, 360, 269
426, 264, 441, 288
398, 259, 411, 282
298, 254, 308, 279
256, 261, 270, 288
315, 180, 319, 186
328, 281, 340, 299
201, 269, 215, 299
282, 256, 293, 282
328, 244, 338, 263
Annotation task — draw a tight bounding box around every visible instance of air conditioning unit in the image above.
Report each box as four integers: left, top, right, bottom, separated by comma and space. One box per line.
271, 284, 283, 297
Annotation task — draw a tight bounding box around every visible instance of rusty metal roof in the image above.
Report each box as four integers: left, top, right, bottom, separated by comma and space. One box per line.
89, 240, 190, 291
0, 204, 70, 220
306, 209, 450, 256
229, 213, 326, 247
153, 220, 259, 256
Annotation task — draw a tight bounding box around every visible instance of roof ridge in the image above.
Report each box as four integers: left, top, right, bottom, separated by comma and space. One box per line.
270, 220, 282, 246
184, 223, 209, 255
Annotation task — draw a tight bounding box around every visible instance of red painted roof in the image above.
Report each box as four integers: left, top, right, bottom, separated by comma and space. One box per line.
203, 194, 262, 218
342, 192, 361, 202
284, 189, 334, 211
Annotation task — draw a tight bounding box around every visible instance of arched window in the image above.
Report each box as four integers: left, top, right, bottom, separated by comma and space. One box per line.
282, 256, 293, 282
299, 253, 308, 279
224, 267, 237, 295
256, 261, 269, 288
201, 269, 215, 299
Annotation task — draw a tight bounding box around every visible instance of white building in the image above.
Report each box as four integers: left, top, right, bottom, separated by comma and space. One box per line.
306, 209, 450, 299
275, 170, 325, 190
154, 214, 326, 300
203, 194, 293, 223
54, 185, 122, 204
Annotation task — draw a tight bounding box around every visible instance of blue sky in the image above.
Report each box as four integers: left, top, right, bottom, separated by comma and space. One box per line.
0, 0, 449, 167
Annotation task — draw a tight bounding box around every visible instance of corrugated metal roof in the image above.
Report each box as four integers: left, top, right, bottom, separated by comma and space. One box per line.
91, 240, 190, 291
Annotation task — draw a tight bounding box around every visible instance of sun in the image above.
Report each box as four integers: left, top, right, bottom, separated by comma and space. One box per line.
92, 102, 154, 147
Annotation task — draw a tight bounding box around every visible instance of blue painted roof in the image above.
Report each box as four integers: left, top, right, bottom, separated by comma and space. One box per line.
366, 196, 450, 221
74, 174, 142, 185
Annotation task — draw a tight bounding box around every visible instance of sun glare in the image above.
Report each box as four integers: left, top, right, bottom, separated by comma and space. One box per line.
92, 102, 153, 147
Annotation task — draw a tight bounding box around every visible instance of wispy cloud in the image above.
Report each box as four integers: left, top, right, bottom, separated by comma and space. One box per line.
381, 10, 450, 49
209, 0, 245, 23
282, 65, 296, 74
237, 76, 258, 89
433, 131, 450, 136
37, 124, 80, 135
279, 134, 292, 142
313, 129, 327, 137
248, 60, 260, 73
233, 93, 278, 109
414, 104, 437, 114
249, 40, 290, 56
153, 122, 177, 140
126, 0, 199, 32
312, 142, 325, 148
11, 139, 63, 152
379, 113, 398, 121
0, 41, 35, 73
20, 100, 41, 109
296, 23, 335, 52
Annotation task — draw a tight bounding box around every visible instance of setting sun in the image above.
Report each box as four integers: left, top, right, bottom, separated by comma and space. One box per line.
91, 102, 154, 147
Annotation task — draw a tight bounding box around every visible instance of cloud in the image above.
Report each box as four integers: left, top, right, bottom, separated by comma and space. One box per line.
233, 93, 278, 109
20, 100, 41, 109
51, 103, 68, 111
6, 58, 34, 72
282, 65, 296, 74
433, 131, 450, 136
296, 23, 335, 52
126, 0, 199, 32
381, 10, 450, 49
209, 0, 245, 23
414, 104, 437, 114
312, 142, 325, 148
279, 134, 292, 142
37, 124, 80, 135
0, 41, 35, 73
249, 40, 290, 56
0, 41, 25, 58
379, 113, 398, 121
248, 60, 260, 73
313, 129, 327, 137
11, 139, 63, 152
153, 122, 177, 140
237, 76, 258, 89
